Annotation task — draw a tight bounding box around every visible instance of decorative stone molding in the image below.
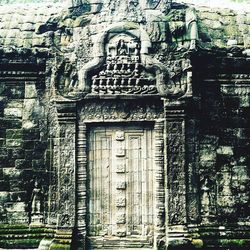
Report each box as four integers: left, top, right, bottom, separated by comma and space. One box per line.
164, 100, 188, 247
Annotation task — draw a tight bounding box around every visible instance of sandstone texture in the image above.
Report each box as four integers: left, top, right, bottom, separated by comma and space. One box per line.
0, 0, 249, 249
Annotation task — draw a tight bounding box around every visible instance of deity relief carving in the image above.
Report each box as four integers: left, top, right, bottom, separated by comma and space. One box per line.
169, 7, 198, 51
49, 18, 195, 100
91, 34, 158, 95
30, 180, 44, 225
200, 176, 216, 223
146, 0, 171, 13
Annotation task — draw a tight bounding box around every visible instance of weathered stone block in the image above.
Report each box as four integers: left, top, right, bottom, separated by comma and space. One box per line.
4, 108, 22, 118
6, 139, 23, 147
3, 168, 22, 179
0, 180, 9, 191
5, 201, 26, 213
15, 159, 30, 169
200, 150, 217, 162
23, 128, 40, 140
9, 191, 27, 202
0, 139, 6, 147
3, 118, 22, 129
0, 192, 9, 203
6, 129, 23, 140
12, 148, 25, 159
25, 82, 37, 99
6, 211, 29, 224
23, 140, 35, 149
217, 146, 234, 155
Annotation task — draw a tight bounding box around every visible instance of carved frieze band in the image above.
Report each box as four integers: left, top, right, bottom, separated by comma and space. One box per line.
80, 100, 164, 122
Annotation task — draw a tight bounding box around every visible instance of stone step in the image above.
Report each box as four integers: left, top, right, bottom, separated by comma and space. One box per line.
88, 237, 153, 249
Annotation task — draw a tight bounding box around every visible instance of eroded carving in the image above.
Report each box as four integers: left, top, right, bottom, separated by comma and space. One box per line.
166, 117, 187, 225
30, 180, 44, 225
80, 100, 164, 121
91, 34, 158, 95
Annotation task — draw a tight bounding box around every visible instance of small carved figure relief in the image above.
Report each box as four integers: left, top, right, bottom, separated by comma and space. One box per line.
117, 40, 128, 55
52, 60, 80, 97
30, 180, 44, 225
31, 181, 42, 215
168, 7, 198, 51
146, 0, 171, 13
185, 7, 198, 50
200, 176, 215, 223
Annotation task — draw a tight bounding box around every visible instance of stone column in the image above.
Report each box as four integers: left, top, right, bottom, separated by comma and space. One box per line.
76, 121, 87, 247
165, 99, 188, 248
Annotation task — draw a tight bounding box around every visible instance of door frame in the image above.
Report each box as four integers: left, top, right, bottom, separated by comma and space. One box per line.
86, 123, 155, 237
76, 118, 165, 248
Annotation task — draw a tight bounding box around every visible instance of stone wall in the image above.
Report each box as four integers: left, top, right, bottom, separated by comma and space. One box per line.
0, 1, 249, 249
0, 50, 51, 247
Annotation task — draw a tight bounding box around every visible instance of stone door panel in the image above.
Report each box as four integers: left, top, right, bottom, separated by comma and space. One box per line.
88, 124, 154, 238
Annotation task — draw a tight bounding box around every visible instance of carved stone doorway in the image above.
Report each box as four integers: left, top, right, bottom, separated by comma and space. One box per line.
87, 123, 155, 248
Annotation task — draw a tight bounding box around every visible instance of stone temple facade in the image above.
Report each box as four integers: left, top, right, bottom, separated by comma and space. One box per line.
0, 0, 249, 249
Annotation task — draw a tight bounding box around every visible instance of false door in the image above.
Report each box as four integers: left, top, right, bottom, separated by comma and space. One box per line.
88, 124, 155, 238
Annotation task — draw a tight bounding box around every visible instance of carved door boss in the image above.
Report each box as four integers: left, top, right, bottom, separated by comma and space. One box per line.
87, 124, 155, 242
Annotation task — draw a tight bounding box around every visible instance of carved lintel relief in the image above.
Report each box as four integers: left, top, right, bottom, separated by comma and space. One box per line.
79, 99, 164, 122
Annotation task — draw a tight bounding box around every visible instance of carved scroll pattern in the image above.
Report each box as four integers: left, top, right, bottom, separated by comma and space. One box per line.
48, 138, 59, 225
167, 119, 187, 225
186, 119, 200, 223
57, 123, 76, 228
80, 101, 164, 122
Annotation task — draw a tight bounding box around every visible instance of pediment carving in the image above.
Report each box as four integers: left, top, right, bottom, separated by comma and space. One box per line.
90, 34, 158, 95
50, 5, 197, 101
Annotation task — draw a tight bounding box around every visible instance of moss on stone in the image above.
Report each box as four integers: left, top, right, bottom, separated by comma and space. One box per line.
124, 22, 140, 30
50, 243, 71, 250
0, 224, 28, 229
0, 238, 41, 248
191, 239, 204, 248
220, 239, 250, 247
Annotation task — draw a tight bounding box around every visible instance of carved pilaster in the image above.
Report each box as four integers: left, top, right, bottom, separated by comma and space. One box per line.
55, 102, 77, 230
186, 101, 200, 224
165, 100, 187, 226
